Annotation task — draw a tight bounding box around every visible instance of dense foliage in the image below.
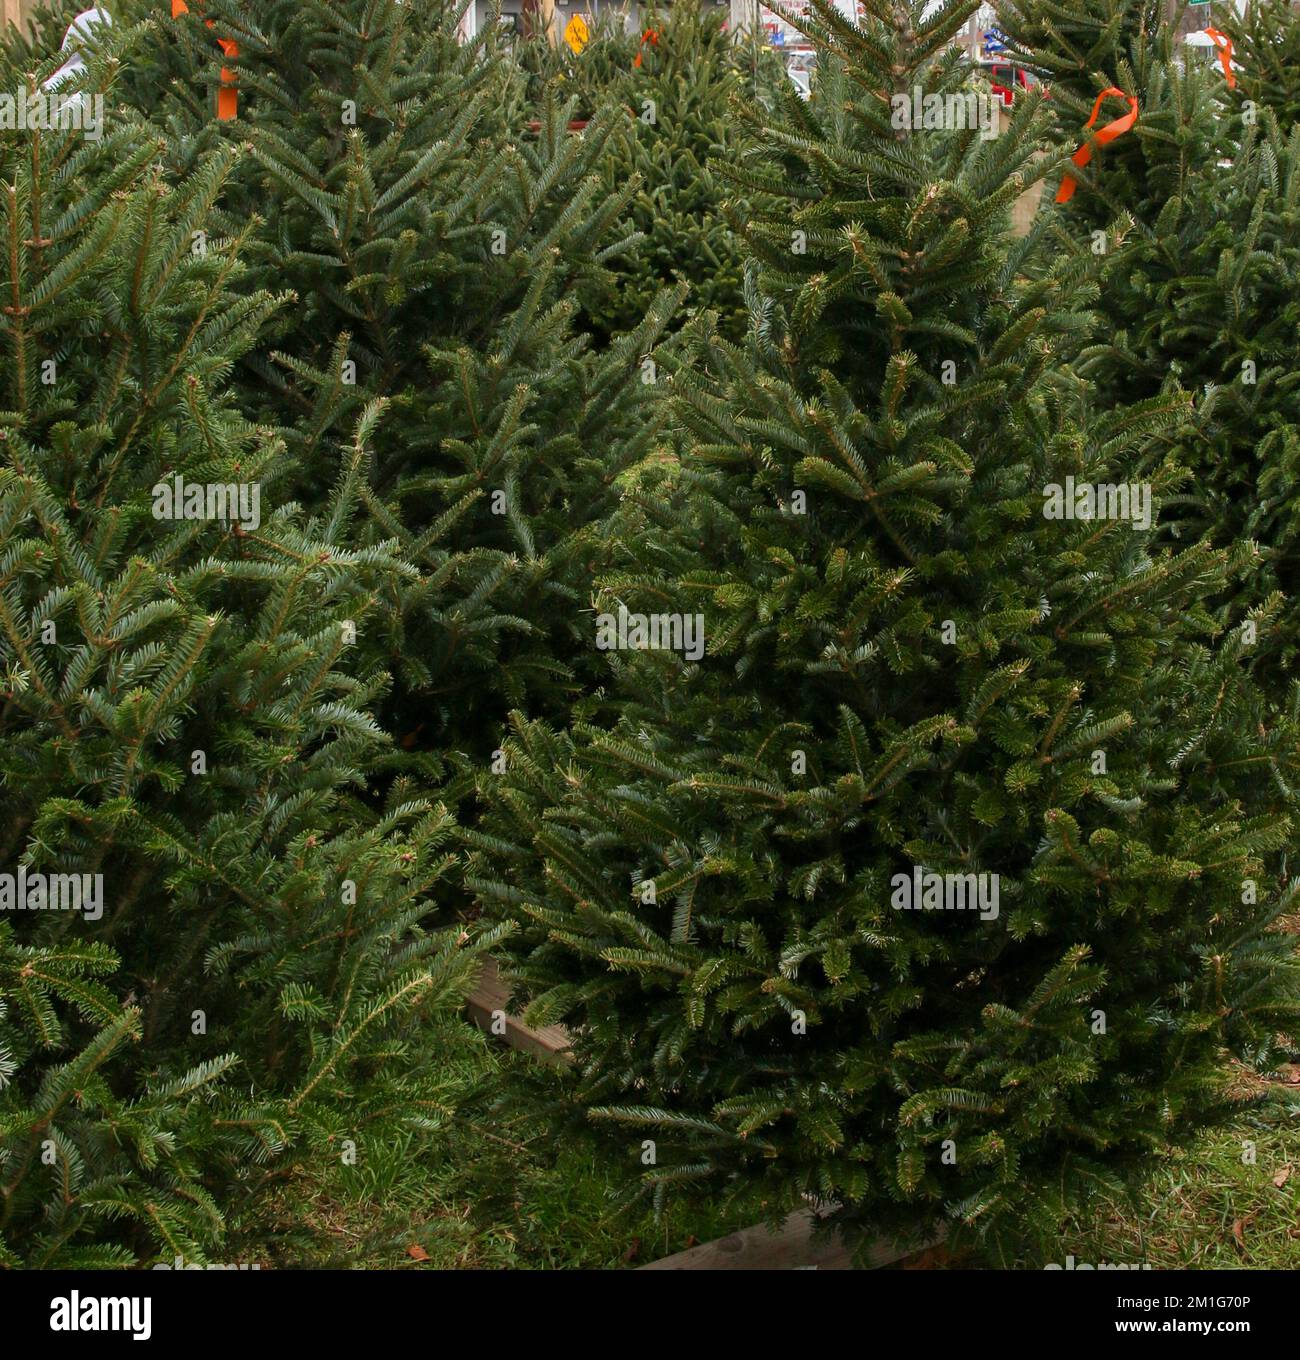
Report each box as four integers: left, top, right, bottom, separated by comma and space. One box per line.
468, 0, 1300, 1255
0, 0, 1297, 1270
0, 86, 499, 1263
999, 0, 1300, 668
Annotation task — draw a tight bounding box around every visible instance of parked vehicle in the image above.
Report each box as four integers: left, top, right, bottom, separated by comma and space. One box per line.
786, 46, 815, 100
974, 57, 1039, 106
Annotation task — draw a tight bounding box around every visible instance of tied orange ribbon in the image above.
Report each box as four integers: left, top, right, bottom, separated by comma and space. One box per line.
632, 28, 659, 69
172, 0, 239, 120
1055, 87, 1139, 204
1204, 28, 1237, 90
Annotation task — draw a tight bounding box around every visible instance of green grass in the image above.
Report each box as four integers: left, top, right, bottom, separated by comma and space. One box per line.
228, 1020, 749, 1269
1056, 1095, 1300, 1270
226, 1014, 1300, 1269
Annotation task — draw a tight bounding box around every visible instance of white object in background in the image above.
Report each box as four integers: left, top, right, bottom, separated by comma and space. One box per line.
729, 0, 759, 38
42, 6, 112, 92
1185, 27, 1244, 74
458, 0, 477, 42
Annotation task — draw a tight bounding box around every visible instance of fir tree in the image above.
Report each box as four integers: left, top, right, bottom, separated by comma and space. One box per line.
0, 46, 492, 1265
519, 6, 793, 344
545, 3, 762, 342
516, 7, 642, 117
467, 0, 1300, 1255
997, 0, 1229, 231
115, 0, 682, 763
1233, 0, 1300, 129
1003, 0, 1300, 671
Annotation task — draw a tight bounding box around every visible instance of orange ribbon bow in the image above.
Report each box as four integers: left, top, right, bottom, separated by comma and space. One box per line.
172, 0, 239, 120
1203, 28, 1237, 89
1055, 87, 1139, 204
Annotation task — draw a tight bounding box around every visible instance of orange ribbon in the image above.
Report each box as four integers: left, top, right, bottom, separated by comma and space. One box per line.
1055, 88, 1139, 204
632, 28, 659, 69
1204, 28, 1236, 89
172, 0, 239, 120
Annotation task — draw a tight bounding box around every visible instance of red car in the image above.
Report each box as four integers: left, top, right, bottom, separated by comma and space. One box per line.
978, 60, 1039, 107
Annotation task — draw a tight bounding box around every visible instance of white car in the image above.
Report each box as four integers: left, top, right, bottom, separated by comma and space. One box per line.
786, 50, 816, 101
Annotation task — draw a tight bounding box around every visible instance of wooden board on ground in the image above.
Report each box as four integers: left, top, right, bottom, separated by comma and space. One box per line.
639, 1208, 933, 1271
463, 961, 934, 1270
465, 957, 571, 1062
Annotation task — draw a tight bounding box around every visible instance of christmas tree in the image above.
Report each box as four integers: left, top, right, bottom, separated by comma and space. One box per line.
542, 3, 771, 343
1001, 0, 1300, 672
0, 36, 494, 1264
996, 0, 1229, 230
467, 0, 1300, 1255
111, 0, 681, 767
1234, 0, 1300, 129
516, 7, 642, 118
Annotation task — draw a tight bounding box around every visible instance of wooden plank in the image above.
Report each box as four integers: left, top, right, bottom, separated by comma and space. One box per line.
639, 1208, 935, 1271
465, 957, 572, 1062
463, 963, 937, 1270
640, 1210, 852, 1271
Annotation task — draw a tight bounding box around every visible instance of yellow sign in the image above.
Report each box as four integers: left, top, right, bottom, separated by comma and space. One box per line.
564, 14, 589, 54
